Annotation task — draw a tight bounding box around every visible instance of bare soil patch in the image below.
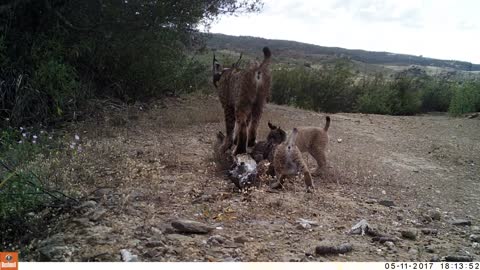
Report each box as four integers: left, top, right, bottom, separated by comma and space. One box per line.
23, 94, 480, 262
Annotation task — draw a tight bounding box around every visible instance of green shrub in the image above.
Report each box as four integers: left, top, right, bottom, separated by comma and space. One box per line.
357, 74, 395, 114
33, 59, 80, 117
271, 61, 358, 113
421, 78, 453, 112
389, 75, 423, 115
0, 128, 48, 219
448, 81, 480, 116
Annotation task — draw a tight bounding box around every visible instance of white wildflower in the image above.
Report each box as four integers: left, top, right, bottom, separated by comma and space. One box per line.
18, 140, 23, 144
32, 140, 36, 144
22, 133, 27, 137
75, 134, 80, 141
20, 127, 24, 131
33, 135, 38, 139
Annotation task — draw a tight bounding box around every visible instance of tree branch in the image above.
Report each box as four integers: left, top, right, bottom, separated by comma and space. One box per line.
44, 0, 97, 32
0, 0, 33, 14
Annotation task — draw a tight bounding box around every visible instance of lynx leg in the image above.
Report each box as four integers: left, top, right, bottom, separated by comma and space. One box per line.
247, 101, 264, 148
222, 105, 235, 151
309, 147, 327, 176
233, 112, 249, 155
299, 158, 315, 191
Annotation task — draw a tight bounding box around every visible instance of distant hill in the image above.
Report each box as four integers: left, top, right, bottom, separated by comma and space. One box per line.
205, 33, 480, 72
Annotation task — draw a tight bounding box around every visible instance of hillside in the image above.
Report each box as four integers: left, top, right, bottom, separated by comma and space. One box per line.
205, 33, 480, 72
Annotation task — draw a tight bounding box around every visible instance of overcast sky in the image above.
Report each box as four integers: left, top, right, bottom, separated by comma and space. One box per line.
209, 0, 480, 63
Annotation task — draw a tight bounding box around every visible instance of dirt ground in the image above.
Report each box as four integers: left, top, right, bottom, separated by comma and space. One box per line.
23, 94, 480, 262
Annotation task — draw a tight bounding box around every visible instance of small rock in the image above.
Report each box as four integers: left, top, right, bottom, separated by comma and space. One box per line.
92, 188, 114, 199
37, 234, 73, 261
192, 195, 214, 204
77, 200, 97, 210
384, 241, 395, 250
171, 219, 214, 234
372, 236, 398, 243
473, 242, 480, 249
145, 240, 165, 248
408, 248, 418, 255
401, 229, 418, 240
71, 218, 91, 227
421, 215, 433, 224
412, 168, 419, 173
429, 210, 442, 221
471, 226, 480, 232
157, 223, 176, 234
315, 242, 353, 255
234, 236, 249, 244
470, 234, 480, 242
430, 255, 441, 262
425, 246, 435, 253
378, 200, 395, 207
120, 249, 139, 262
297, 218, 319, 230
444, 255, 473, 262
337, 139, 343, 143
421, 228, 438, 235
348, 219, 371, 236
451, 219, 472, 226
89, 208, 107, 222
365, 198, 377, 204
207, 235, 227, 245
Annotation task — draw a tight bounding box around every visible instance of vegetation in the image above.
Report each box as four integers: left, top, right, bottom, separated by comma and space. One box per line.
0, 0, 263, 250
271, 62, 480, 116
0, 0, 263, 127
448, 81, 480, 116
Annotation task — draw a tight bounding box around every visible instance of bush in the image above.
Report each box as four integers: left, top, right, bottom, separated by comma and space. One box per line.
388, 74, 423, 115
421, 78, 453, 112
271, 60, 359, 113
0, 0, 262, 127
33, 59, 80, 117
357, 74, 395, 114
448, 81, 480, 116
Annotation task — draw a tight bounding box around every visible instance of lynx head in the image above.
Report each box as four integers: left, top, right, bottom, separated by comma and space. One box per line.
267, 121, 287, 145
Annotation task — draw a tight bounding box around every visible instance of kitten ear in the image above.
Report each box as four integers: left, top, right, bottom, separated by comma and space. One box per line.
288, 128, 299, 147
268, 121, 277, 130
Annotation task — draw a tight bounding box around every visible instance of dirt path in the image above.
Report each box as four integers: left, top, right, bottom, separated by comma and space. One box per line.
25, 95, 480, 262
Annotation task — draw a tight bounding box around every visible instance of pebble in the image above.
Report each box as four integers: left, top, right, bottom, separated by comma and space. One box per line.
401, 229, 418, 240
171, 219, 214, 234
444, 255, 473, 262
365, 198, 377, 204
234, 236, 249, 244
451, 219, 472, 226
429, 210, 442, 221
469, 234, 480, 242
378, 200, 395, 207
421, 228, 438, 235
315, 243, 353, 255
120, 249, 140, 262
384, 241, 395, 250
207, 235, 227, 245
